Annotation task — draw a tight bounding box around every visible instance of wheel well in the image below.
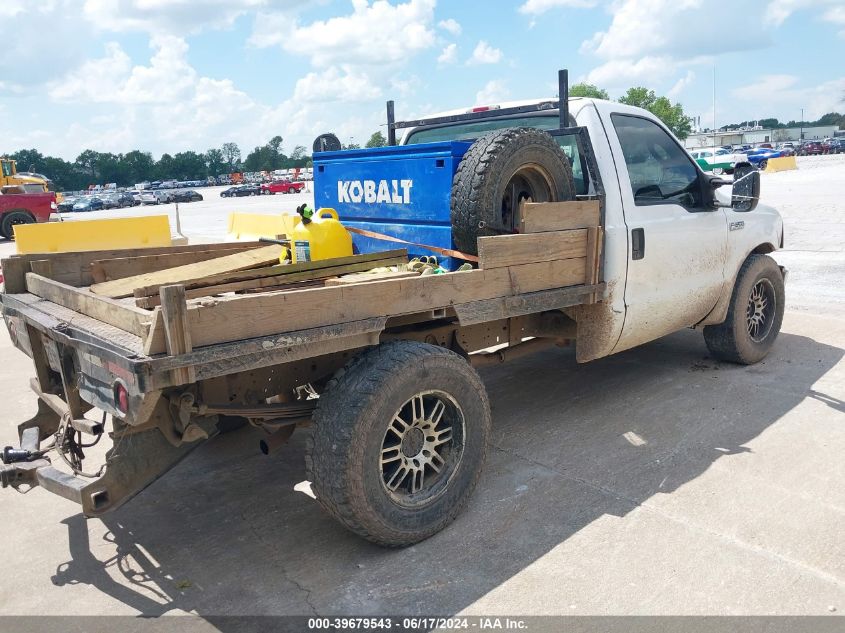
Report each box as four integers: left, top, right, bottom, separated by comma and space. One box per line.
751, 243, 776, 255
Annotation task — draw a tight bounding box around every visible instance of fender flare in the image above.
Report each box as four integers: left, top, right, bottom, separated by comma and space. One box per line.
695, 243, 778, 328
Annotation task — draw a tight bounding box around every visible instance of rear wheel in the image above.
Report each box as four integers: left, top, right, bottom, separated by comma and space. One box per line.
308, 340, 491, 546
758, 159, 768, 171
450, 127, 575, 254
1, 211, 35, 240
703, 255, 784, 364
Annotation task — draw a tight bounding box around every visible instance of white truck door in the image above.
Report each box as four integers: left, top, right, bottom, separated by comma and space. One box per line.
600, 109, 728, 353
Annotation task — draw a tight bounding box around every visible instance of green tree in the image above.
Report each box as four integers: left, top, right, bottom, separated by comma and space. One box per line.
365, 131, 387, 148
221, 142, 241, 171
618, 87, 693, 139
204, 148, 226, 176
569, 83, 609, 100
75, 149, 100, 180
122, 150, 155, 184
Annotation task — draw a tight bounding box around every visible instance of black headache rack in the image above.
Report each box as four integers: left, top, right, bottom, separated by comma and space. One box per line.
384, 68, 605, 204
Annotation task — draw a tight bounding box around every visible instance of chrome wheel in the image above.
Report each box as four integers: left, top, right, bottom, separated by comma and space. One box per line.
380, 391, 465, 507
747, 279, 776, 343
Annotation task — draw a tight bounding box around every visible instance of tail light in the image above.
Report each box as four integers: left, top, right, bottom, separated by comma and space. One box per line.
113, 381, 129, 415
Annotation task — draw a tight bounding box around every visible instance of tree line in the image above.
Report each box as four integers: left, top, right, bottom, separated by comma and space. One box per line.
4, 138, 312, 191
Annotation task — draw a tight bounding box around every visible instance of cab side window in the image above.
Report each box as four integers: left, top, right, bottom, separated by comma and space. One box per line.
612, 114, 702, 209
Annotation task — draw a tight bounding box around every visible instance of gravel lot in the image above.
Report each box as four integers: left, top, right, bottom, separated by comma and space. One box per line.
0, 157, 843, 618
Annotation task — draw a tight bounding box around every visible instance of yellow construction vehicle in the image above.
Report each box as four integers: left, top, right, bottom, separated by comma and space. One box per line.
1, 157, 51, 192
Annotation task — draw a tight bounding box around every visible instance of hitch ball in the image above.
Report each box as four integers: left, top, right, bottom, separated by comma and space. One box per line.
1, 446, 37, 464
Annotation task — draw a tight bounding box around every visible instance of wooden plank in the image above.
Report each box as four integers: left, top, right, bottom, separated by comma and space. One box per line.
132, 249, 408, 299
3, 241, 266, 288
29, 260, 53, 277
143, 257, 587, 353
159, 285, 196, 384
519, 200, 600, 233
0, 258, 30, 293
477, 230, 588, 269
90, 245, 284, 299
91, 247, 259, 283
134, 256, 406, 308
25, 273, 152, 337
325, 270, 419, 286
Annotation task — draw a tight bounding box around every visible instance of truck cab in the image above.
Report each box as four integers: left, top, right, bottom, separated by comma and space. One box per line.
398, 95, 784, 362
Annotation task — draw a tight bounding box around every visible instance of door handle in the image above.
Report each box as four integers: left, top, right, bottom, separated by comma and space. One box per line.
631, 228, 645, 260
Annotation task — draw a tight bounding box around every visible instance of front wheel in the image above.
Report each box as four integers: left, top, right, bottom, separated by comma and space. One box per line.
758, 160, 768, 171
703, 254, 785, 364
308, 340, 491, 547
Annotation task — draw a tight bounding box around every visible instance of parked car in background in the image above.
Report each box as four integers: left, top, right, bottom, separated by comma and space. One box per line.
261, 179, 306, 195
776, 143, 796, 157
71, 197, 104, 212
689, 147, 747, 174
828, 139, 845, 154
798, 141, 824, 156
744, 148, 784, 170
57, 197, 77, 213
115, 192, 138, 207
99, 194, 121, 210
221, 184, 260, 197
820, 138, 841, 154
171, 190, 203, 203
758, 143, 773, 149
139, 191, 170, 205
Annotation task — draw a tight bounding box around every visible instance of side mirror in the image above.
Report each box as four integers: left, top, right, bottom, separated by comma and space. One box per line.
731, 163, 760, 212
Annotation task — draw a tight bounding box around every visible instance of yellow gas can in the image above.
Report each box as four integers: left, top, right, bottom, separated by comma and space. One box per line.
291, 207, 353, 263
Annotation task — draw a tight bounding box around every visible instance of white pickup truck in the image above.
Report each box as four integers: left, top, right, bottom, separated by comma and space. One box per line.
0, 73, 785, 547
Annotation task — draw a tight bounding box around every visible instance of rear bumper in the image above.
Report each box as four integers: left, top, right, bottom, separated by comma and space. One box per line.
1, 382, 214, 516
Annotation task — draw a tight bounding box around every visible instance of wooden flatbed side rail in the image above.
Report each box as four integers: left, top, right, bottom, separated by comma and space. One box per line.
2, 241, 266, 291
519, 200, 600, 233
143, 258, 586, 354
24, 273, 153, 338
159, 285, 196, 385
477, 229, 588, 269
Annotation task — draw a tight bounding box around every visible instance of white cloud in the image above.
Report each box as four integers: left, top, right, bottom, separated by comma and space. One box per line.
2, 1, 93, 90
731, 73, 845, 122
49, 36, 198, 105
475, 80, 510, 105
668, 70, 695, 99
467, 41, 503, 65
438, 43, 458, 64
583, 0, 769, 61
293, 66, 383, 103
81, 0, 293, 35
585, 56, 687, 88
764, 0, 838, 26
732, 74, 799, 101
438, 18, 462, 35
518, 0, 597, 14
824, 6, 845, 35
254, 0, 437, 67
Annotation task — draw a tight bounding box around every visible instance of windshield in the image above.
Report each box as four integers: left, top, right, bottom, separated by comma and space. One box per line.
405, 114, 589, 195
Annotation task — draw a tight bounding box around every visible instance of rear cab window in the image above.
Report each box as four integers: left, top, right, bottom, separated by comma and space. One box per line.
404, 114, 590, 196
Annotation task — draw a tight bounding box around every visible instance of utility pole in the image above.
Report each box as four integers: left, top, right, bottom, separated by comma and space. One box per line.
800, 108, 804, 141
712, 65, 717, 149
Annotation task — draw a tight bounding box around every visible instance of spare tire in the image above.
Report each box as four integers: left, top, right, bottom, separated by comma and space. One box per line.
450, 127, 576, 254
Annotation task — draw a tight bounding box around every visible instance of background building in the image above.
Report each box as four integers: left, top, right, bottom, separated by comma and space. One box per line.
684, 125, 838, 149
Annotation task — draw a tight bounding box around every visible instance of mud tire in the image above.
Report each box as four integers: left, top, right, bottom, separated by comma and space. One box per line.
704, 254, 785, 364
307, 340, 491, 547
450, 127, 575, 254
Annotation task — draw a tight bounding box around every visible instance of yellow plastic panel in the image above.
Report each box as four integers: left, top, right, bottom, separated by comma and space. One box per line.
14, 216, 172, 254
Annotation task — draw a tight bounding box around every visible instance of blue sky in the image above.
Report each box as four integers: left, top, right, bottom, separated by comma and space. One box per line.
2, 0, 844, 160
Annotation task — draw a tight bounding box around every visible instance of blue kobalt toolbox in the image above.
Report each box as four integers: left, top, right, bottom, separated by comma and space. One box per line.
312, 141, 472, 270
